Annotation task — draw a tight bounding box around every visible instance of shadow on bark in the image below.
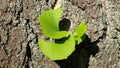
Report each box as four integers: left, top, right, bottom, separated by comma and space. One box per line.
55, 18, 99, 68
22, 41, 32, 68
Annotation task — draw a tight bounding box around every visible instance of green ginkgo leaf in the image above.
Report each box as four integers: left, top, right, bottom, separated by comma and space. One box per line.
75, 21, 87, 37
39, 8, 68, 39
38, 35, 75, 60
74, 21, 87, 44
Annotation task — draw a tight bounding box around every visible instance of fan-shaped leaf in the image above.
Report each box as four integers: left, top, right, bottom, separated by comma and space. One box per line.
38, 35, 75, 60
39, 8, 68, 39
74, 21, 87, 44
75, 21, 87, 37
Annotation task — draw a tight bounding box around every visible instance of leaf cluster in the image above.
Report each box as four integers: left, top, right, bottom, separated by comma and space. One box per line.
38, 8, 87, 60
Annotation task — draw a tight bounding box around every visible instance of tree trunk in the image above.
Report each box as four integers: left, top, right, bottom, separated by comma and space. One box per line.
0, 0, 120, 68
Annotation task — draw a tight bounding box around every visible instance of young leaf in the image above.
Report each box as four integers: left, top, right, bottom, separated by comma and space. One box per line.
74, 21, 87, 44
39, 8, 68, 39
75, 21, 87, 37
38, 35, 75, 60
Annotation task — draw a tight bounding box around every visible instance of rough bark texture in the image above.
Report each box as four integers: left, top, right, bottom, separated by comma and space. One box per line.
0, 0, 120, 68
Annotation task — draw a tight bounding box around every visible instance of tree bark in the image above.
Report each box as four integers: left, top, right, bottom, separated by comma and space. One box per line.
0, 0, 120, 68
